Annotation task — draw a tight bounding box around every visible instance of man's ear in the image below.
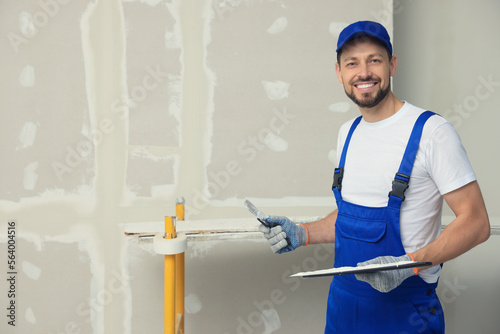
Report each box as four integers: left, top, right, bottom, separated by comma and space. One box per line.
390, 55, 398, 77
335, 62, 343, 84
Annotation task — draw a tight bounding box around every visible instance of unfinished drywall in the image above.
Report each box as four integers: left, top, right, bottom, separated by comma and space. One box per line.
205, 0, 393, 208
122, 0, 182, 200
1, 0, 499, 333
0, 0, 95, 201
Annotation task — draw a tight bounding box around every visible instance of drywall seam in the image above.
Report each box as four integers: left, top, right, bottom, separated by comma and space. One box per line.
80, 1, 103, 333
115, 2, 131, 331
165, 1, 183, 140
119, 238, 132, 334
209, 196, 336, 207
202, 0, 216, 179
81, 0, 98, 154
173, 0, 212, 215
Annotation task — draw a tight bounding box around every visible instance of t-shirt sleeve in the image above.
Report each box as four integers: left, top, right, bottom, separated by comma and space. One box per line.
425, 122, 476, 195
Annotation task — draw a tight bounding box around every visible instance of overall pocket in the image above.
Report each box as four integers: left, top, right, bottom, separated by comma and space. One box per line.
335, 213, 388, 267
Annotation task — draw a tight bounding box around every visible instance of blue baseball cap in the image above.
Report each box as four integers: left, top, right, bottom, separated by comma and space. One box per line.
336, 21, 392, 55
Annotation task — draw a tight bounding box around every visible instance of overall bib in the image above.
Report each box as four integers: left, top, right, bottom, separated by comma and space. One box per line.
325, 111, 445, 334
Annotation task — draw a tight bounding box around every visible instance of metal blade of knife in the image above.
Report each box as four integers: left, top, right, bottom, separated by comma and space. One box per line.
243, 199, 270, 227
243, 199, 292, 248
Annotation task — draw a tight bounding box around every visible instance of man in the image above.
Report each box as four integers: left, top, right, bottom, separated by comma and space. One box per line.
259, 21, 490, 333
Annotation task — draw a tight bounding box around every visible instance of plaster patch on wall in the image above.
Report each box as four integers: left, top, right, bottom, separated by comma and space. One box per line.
261, 80, 290, 100
329, 22, 347, 37
123, 0, 163, 6
329, 102, 350, 113
124, 148, 177, 199
151, 184, 175, 198
185, 293, 202, 314
267, 16, 287, 34
262, 131, 288, 152
19, 65, 35, 87
189, 240, 220, 259
164, 1, 182, 50
19, 11, 36, 37
22, 260, 42, 280
130, 147, 163, 161
23, 161, 39, 190
25, 307, 37, 324
328, 149, 337, 164
167, 74, 182, 119
165, 30, 180, 49
17, 122, 38, 150
262, 308, 281, 334
18, 233, 43, 252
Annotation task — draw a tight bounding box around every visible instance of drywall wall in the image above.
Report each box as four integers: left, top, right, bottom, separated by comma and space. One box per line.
0, 0, 499, 333
393, 0, 500, 220
393, 2, 500, 332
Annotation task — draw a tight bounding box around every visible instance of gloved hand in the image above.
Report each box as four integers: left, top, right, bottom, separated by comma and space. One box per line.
258, 216, 307, 254
355, 254, 417, 293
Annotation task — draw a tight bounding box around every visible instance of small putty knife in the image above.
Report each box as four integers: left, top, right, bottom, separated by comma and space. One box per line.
243, 199, 271, 227
243, 199, 291, 247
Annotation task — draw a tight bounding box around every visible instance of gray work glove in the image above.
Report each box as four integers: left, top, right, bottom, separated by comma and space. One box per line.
355, 254, 416, 293
259, 216, 307, 254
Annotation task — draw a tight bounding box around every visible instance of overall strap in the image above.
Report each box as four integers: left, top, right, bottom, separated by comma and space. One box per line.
388, 111, 436, 209
332, 116, 362, 201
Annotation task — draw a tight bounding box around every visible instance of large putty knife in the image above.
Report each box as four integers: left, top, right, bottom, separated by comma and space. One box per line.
291, 261, 432, 278
243, 199, 291, 247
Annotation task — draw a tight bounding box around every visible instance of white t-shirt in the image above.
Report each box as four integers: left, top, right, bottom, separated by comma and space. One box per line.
336, 102, 476, 283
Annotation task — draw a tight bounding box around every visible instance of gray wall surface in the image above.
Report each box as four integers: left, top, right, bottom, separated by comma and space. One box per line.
0, 0, 499, 333
394, 2, 500, 332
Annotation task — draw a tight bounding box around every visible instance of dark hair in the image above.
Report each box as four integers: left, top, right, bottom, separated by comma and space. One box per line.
336, 36, 392, 64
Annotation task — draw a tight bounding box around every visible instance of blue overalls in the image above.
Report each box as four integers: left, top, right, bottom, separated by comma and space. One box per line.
325, 111, 445, 334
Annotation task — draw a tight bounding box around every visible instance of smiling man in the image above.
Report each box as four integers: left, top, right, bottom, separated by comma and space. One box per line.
338, 43, 393, 110
258, 21, 490, 333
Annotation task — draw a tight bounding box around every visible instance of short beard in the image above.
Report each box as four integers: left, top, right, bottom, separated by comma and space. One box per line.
345, 82, 391, 109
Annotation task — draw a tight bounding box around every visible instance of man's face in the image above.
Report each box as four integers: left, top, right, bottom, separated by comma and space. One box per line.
335, 38, 396, 109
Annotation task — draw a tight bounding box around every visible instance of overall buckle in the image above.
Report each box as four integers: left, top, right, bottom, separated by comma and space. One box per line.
332, 167, 344, 191
389, 173, 410, 201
